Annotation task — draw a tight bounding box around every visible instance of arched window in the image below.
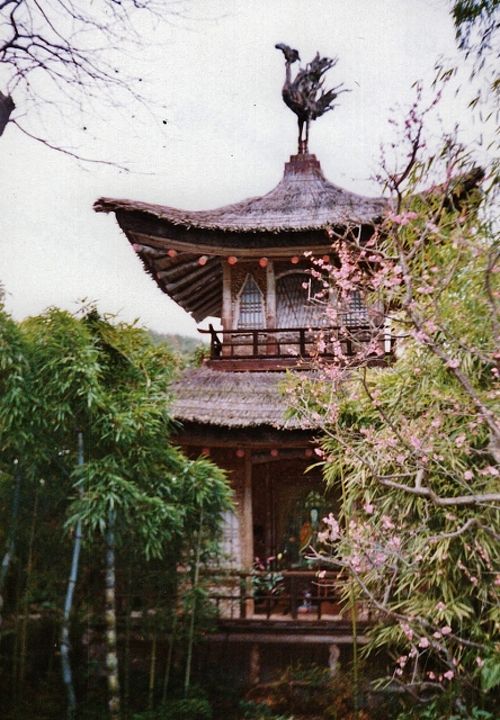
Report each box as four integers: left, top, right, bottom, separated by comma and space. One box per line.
276, 273, 326, 327
237, 274, 264, 329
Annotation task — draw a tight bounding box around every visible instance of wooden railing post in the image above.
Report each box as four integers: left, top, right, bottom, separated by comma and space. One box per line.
252, 330, 258, 356
299, 328, 306, 356
239, 574, 247, 619
290, 575, 298, 619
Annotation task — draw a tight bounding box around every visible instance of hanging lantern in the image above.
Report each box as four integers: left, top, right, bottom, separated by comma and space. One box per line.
201, 447, 211, 457
322, 255, 330, 264
259, 257, 268, 268
270, 449, 279, 458
198, 255, 208, 266
304, 448, 313, 458
290, 256, 300, 264
227, 256, 238, 265
167, 248, 177, 257
236, 448, 246, 458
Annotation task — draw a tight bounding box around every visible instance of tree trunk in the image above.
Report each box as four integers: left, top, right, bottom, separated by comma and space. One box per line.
0, 91, 15, 136
61, 431, 84, 720
0, 462, 22, 628
105, 509, 121, 720
184, 509, 204, 697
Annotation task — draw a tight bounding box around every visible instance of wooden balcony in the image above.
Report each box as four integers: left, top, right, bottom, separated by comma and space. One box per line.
205, 569, 372, 625
200, 324, 394, 371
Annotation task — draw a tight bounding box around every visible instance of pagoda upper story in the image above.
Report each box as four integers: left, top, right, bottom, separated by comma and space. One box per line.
95, 152, 390, 370
95, 45, 394, 371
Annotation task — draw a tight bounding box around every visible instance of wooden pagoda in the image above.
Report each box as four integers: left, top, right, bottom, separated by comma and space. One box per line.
94, 47, 392, 679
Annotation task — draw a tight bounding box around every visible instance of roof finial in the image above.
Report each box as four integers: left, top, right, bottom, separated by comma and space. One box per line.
275, 44, 347, 154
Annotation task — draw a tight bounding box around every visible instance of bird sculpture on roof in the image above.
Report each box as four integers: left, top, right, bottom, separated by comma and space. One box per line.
275, 43, 346, 154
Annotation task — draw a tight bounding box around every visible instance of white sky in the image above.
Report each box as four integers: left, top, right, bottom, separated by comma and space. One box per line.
0, 0, 486, 338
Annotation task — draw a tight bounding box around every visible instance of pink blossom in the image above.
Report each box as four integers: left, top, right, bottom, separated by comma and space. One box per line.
464, 470, 473, 480
388, 211, 419, 226
476, 656, 484, 668
446, 359, 460, 369
427, 671, 436, 679
363, 502, 374, 515
443, 670, 454, 681
441, 626, 452, 636
382, 515, 395, 530
401, 622, 413, 640
455, 434, 466, 448
418, 637, 430, 648
436, 601, 446, 611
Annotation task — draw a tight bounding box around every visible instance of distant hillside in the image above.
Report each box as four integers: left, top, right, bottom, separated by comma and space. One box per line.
148, 330, 204, 358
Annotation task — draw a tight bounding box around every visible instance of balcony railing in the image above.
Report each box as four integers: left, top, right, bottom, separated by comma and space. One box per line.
200, 324, 394, 365
205, 569, 372, 622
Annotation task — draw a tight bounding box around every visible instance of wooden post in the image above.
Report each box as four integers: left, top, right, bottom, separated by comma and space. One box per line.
249, 643, 261, 686
242, 454, 254, 617
266, 261, 277, 354
222, 260, 232, 356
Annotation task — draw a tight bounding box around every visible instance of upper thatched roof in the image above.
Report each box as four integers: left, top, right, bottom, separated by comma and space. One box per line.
95, 153, 386, 234
171, 366, 319, 430
93, 153, 386, 321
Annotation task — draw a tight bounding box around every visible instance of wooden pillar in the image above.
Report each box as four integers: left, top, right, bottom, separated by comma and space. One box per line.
266, 260, 277, 354
222, 260, 232, 356
249, 643, 261, 685
241, 454, 254, 617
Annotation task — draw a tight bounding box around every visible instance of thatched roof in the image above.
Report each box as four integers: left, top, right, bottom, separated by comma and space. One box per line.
95, 154, 386, 233
171, 366, 319, 430
94, 153, 386, 321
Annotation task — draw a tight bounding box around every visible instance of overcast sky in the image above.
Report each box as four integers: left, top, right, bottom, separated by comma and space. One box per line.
0, 0, 487, 338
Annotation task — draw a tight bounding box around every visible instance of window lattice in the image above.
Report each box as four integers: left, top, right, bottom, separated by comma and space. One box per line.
237, 275, 264, 329
343, 290, 368, 326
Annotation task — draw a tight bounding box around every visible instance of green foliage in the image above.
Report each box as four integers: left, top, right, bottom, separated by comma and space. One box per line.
289, 123, 498, 712
396, 699, 498, 720
239, 701, 295, 720
451, 0, 499, 53
244, 663, 373, 719
0, 305, 232, 716
133, 696, 213, 719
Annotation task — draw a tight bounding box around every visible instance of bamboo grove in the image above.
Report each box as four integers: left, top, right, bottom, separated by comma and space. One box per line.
0, 307, 232, 719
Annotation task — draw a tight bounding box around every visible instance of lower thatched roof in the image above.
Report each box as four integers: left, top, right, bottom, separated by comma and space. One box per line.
171, 366, 319, 430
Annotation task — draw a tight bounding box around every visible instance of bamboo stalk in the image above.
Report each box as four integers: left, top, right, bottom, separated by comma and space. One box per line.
0, 461, 22, 629
162, 611, 178, 704
105, 508, 121, 720
184, 508, 204, 697
123, 564, 132, 718
147, 632, 157, 709
61, 431, 84, 720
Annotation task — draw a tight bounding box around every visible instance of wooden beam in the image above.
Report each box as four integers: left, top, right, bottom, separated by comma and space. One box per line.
189, 286, 222, 314
163, 260, 219, 293
171, 269, 221, 302
207, 632, 368, 645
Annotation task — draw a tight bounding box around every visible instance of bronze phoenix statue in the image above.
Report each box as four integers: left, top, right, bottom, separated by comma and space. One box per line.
275, 43, 347, 154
